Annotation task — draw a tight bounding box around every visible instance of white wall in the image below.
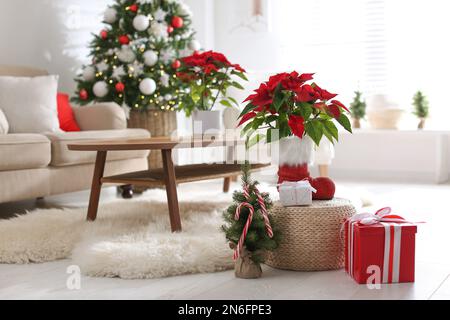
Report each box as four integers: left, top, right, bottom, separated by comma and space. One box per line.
0, 0, 108, 94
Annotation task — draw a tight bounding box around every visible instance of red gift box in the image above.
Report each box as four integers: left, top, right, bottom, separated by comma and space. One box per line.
344, 207, 417, 284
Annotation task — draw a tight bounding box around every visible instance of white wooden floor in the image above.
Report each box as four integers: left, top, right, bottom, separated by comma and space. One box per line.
1, 178, 449, 300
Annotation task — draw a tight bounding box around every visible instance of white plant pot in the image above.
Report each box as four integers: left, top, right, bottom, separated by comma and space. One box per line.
192, 110, 222, 136
278, 135, 315, 166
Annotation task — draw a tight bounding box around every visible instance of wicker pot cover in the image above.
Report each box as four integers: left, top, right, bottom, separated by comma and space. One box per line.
265, 198, 356, 271
127, 109, 177, 169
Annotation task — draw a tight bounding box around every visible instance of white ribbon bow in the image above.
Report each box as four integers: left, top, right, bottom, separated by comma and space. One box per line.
347, 207, 411, 225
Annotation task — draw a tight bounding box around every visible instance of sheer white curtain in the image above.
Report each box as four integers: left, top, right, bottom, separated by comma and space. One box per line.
276, 0, 450, 129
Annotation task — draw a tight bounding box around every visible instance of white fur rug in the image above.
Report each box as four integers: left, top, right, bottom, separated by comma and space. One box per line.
0, 200, 234, 279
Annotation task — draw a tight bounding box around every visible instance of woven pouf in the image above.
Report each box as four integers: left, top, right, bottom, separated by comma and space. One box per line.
265, 198, 356, 271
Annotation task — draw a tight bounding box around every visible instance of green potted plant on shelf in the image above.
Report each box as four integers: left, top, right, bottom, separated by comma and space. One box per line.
349, 91, 366, 129
412, 90, 429, 130
177, 50, 247, 134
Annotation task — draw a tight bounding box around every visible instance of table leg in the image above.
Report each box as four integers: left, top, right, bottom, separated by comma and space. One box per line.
86, 151, 107, 221
223, 177, 231, 193
161, 149, 182, 232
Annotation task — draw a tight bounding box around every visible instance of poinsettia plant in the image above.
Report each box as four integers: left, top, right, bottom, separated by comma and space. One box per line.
177, 50, 248, 116
238, 71, 352, 147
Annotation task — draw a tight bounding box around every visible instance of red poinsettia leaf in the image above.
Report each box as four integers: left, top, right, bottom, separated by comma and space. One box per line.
237, 111, 257, 127
331, 99, 350, 112
313, 102, 327, 109
288, 115, 305, 138
231, 63, 246, 73
295, 84, 319, 102
299, 73, 315, 82
313, 84, 338, 101
328, 104, 341, 119
243, 93, 258, 103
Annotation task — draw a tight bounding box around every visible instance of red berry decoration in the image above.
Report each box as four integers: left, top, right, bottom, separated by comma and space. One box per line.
79, 89, 88, 100
115, 82, 125, 92
129, 3, 138, 12
171, 16, 183, 28
171, 59, 181, 69
118, 35, 130, 45
167, 26, 174, 34
100, 29, 108, 40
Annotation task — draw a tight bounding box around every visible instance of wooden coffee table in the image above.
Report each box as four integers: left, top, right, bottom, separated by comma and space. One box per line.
68, 136, 269, 232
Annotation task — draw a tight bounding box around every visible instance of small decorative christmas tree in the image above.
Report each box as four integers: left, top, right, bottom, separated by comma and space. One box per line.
222, 162, 280, 278
72, 0, 200, 112
412, 91, 429, 130
349, 91, 366, 129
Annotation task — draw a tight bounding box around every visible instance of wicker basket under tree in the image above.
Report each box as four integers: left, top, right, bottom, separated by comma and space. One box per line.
128, 109, 177, 169
126, 109, 178, 193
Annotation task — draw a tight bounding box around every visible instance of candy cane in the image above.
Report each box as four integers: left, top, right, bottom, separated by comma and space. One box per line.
233, 184, 274, 260
256, 192, 273, 238
233, 202, 255, 260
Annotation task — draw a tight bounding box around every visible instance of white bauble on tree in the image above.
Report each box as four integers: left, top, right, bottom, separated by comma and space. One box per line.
104, 8, 117, 24
132, 15, 150, 31
82, 66, 96, 81
139, 78, 156, 95
93, 81, 109, 98
178, 3, 193, 16
143, 50, 158, 66
189, 40, 201, 51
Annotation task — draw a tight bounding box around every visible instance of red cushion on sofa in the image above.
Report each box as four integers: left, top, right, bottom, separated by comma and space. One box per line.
57, 92, 80, 131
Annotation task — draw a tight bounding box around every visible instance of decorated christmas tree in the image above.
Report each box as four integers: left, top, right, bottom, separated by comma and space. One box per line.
412, 90, 429, 129
222, 163, 280, 274
72, 0, 200, 112
349, 91, 366, 128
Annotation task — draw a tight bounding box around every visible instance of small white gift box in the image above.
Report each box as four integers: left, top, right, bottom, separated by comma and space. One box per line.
278, 181, 317, 207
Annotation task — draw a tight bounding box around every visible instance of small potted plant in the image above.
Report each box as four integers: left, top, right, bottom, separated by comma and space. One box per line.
222, 163, 280, 279
412, 91, 429, 130
237, 71, 352, 184
349, 91, 366, 129
177, 50, 247, 135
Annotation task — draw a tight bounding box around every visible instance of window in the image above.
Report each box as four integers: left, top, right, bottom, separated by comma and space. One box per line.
276, 0, 450, 129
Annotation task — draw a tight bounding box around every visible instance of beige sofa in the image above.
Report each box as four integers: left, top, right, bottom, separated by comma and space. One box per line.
0, 66, 150, 203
